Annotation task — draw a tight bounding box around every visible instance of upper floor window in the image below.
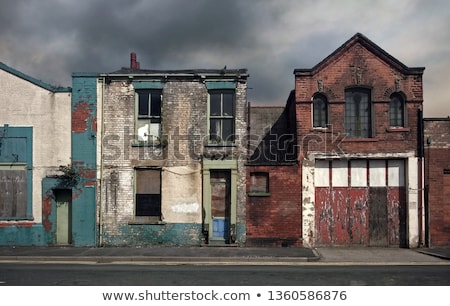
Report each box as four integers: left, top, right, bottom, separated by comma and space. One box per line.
208, 90, 235, 145
344, 88, 372, 138
249, 172, 270, 195
135, 90, 162, 144
389, 93, 405, 127
313, 94, 328, 128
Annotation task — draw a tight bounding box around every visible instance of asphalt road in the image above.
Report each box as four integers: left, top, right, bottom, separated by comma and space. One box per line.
1, 263, 450, 286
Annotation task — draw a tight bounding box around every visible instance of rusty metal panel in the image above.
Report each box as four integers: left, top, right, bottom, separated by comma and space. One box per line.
315, 187, 369, 245
387, 187, 407, 246
0, 169, 27, 218
369, 187, 388, 246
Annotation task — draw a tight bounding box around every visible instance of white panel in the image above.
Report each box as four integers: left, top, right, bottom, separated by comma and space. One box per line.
369, 160, 386, 186
388, 160, 405, 187
350, 160, 367, 187
314, 160, 329, 187
332, 160, 348, 187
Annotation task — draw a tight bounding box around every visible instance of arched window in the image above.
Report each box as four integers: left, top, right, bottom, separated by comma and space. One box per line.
344, 88, 372, 138
389, 94, 405, 127
313, 94, 328, 128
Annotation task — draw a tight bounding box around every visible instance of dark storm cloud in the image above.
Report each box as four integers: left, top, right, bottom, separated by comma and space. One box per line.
1, 0, 450, 114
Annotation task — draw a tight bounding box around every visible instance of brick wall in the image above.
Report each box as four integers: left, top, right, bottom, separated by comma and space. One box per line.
424, 119, 450, 246
246, 165, 302, 247
295, 35, 423, 159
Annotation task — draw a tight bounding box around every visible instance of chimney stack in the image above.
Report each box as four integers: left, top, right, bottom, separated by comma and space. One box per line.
130, 52, 140, 70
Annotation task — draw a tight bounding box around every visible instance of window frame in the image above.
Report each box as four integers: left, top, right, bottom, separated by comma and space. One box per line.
312, 93, 329, 128
344, 87, 373, 138
134, 168, 162, 221
207, 89, 236, 146
134, 89, 162, 145
389, 93, 405, 127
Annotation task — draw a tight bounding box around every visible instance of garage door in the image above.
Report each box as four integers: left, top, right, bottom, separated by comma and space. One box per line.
314, 159, 406, 246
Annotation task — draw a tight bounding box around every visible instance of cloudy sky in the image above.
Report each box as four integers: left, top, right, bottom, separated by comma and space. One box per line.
1, 0, 449, 116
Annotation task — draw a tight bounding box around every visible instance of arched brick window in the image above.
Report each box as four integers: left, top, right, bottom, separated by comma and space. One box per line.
313, 94, 328, 128
389, 93, 405, 127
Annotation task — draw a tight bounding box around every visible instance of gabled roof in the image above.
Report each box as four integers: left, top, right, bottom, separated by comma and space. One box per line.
294, 33, 425, 75
0, 62, 71, 92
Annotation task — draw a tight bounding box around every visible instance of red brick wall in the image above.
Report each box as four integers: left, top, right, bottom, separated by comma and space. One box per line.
295, 40, 423, 158
424, 119, 450, 246
246, 165, 302, 247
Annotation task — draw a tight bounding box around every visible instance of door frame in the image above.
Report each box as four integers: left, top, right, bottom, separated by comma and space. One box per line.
202, 159, 237, 244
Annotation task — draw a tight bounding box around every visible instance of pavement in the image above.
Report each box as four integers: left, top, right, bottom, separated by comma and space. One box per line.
0, 245, 449, 265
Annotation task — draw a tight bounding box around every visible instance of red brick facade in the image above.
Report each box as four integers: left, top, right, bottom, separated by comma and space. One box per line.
424, 119, 450, 246
246, 165, 302, 247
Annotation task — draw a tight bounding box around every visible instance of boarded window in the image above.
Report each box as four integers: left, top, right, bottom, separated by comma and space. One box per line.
249, 172, 269, 193
135, 168, 161, 217
0, 169, 27, 218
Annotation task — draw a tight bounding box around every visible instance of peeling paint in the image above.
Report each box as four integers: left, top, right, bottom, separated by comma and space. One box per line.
42, 192, 53, 233
72, 101, 92, 133
171, 203, 200, 213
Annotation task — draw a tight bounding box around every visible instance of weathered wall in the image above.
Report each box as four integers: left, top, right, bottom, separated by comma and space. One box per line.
295, 34, 424, 247
99, 75, 248, 246
246, 165, 302, 247
0, 65, 71, 245
424, 119, 450, 246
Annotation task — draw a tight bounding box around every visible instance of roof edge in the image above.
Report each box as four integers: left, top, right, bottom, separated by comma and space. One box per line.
294, 33, 425, 75
0, 62, 71, 92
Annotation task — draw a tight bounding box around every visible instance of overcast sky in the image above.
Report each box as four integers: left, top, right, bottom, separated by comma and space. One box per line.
1, 0, 449, 117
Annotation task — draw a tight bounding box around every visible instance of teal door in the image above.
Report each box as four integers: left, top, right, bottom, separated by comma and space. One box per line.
55, 189, 72, 245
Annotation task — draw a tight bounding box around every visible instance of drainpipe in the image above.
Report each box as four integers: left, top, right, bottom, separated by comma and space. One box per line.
98, 76, 106, 246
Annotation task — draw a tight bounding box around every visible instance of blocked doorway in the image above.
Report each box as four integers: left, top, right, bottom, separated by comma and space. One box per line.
209, 170, 231, 244
54, 189, 72, 245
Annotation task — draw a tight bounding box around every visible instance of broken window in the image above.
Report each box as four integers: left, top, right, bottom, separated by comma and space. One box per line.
135, 90, 162, 144
344, 88, 372, 138
135, 168, 161, 218
208, 90, 235, 145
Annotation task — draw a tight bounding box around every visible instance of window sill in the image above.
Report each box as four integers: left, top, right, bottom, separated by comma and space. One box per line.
248, 192, 271, 197
132, 142, 162, 148
311, 127, 331, 133
128, 219, 165, 225
205, 143, 236, 147
386, 127, 410, 133
342, 138, 378, 142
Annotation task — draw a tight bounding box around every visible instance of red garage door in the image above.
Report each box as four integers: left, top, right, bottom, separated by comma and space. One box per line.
315, 159, 407, 247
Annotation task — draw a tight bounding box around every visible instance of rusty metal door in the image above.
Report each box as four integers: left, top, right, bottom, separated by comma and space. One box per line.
210, 171, 231, 243
369, 187, 388, 246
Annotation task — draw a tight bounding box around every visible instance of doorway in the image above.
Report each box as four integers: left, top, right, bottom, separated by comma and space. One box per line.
209, 170, 231, 244
54, 189, 72, 245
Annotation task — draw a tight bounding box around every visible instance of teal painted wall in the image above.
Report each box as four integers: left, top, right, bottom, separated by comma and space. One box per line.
0, 126, 42, 245
101, 223, 203, 247
71, 73, 98, 246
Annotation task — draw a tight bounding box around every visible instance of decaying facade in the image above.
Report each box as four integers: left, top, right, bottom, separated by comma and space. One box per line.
0, 62, 80, 245
95, 54, 248, 246
423, 118, 450, 246
295, 33, 425, 247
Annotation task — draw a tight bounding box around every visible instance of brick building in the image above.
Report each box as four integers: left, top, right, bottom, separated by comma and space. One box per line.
295, 33, 425, 247
246, 93, 303, 247
94, 54, 248, 246
423, 118, 450, 246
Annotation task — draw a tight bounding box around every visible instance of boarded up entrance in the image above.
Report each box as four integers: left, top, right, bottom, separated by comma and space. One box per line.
315, 159, 406, 246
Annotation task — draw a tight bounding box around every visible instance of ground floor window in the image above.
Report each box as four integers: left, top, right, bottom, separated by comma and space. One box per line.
135, 168, 161, 217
